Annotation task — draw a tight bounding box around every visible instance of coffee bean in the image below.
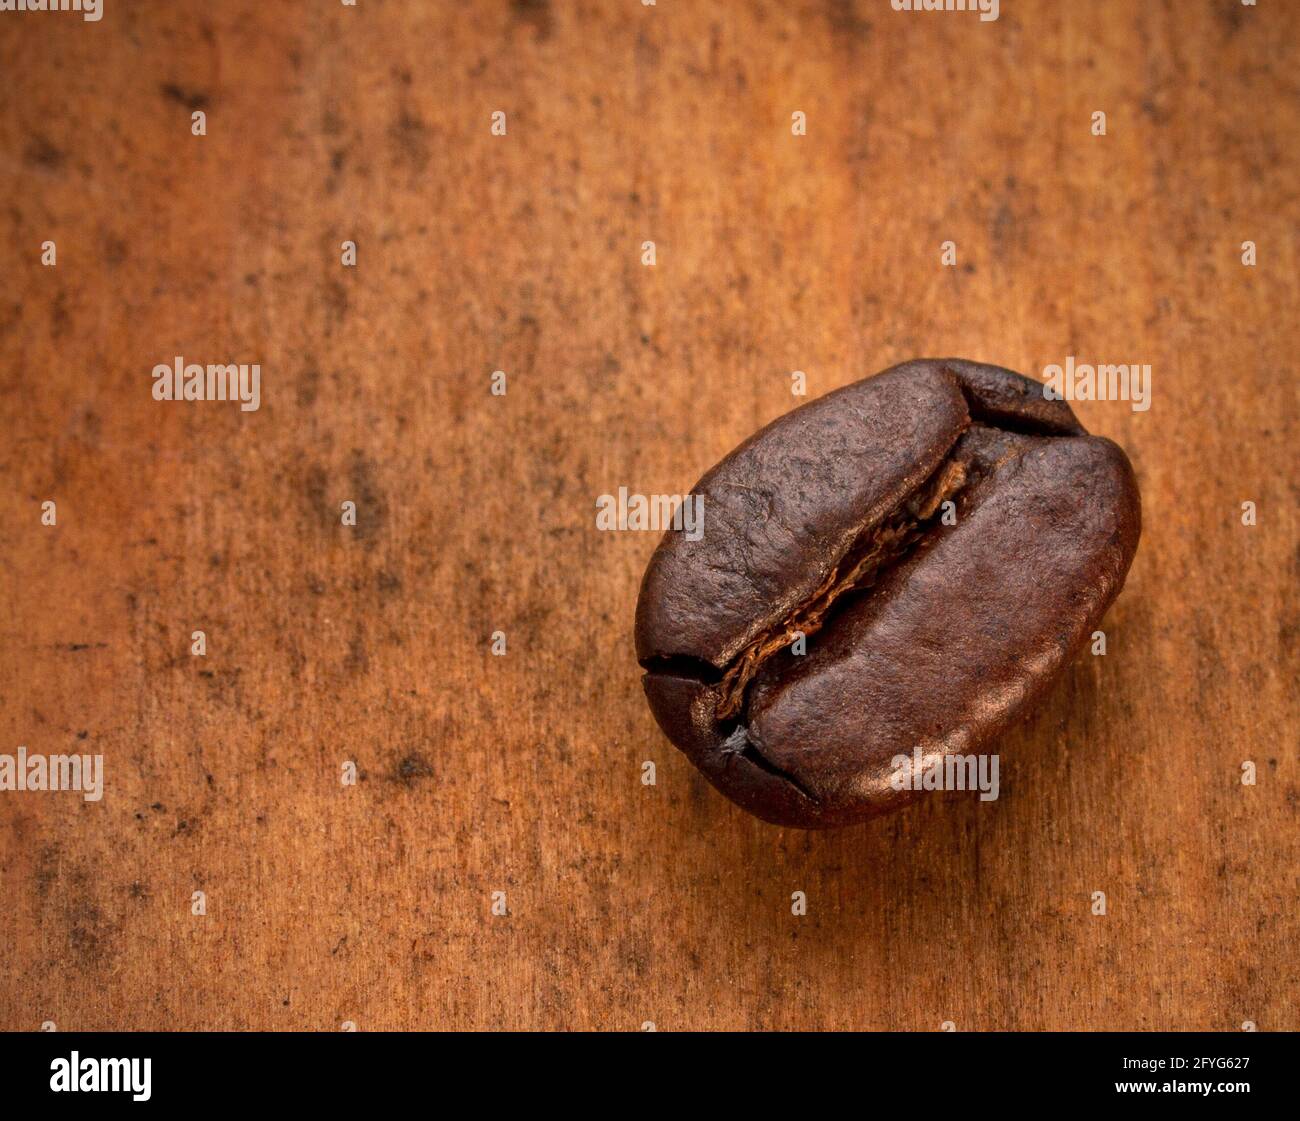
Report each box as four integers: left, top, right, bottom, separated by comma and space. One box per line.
635, 359, 1141, 828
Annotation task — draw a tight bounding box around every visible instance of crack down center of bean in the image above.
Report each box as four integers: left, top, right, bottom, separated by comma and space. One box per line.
713, 457, 969, 720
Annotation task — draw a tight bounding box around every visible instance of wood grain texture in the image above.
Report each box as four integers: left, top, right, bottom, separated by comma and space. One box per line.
0, 0, 1296, 1031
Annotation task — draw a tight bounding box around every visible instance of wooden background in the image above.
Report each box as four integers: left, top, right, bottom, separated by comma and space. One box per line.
1, 0, 1296, 1031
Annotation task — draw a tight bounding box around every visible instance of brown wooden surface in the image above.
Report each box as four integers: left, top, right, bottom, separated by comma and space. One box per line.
1, 0, 1296, 1032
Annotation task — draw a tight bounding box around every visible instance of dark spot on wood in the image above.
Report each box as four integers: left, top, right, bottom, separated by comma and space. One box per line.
68, 907, 108, 962
990, 199, 1016, 258
1140, 98, 1171, 125
344, 629, 370, 675
824, 0, 871, 39
1217, 3, 1244, 33
511, 0, 553, 41
393, 753, 434, 785
161, 83, 211, 112
349, 451, 388, 543
389, 108, 431, 173
51, 289, 69, 339
102, 233, 128, 267
322, 277, 349, 326
24, 135, 65, 170
304, 463, 330, 526
297, 365, 320, 408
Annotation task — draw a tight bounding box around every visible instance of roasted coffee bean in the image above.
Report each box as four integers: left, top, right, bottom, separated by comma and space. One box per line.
635, 359, 1141, 828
